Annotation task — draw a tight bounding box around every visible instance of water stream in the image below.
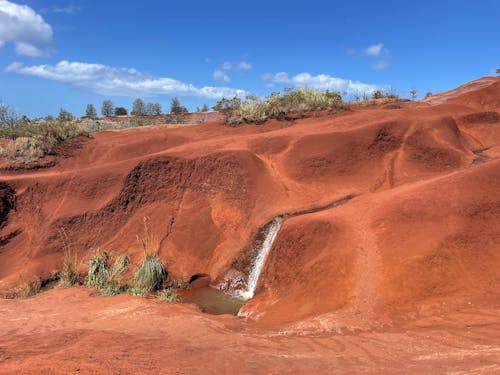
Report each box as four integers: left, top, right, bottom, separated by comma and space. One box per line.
236, 217, 283, 300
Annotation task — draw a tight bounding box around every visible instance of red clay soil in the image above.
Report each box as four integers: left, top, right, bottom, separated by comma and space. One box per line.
1, 77, 500, 373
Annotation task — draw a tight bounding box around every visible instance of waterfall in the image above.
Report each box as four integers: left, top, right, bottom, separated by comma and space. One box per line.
237, 217, 283, 300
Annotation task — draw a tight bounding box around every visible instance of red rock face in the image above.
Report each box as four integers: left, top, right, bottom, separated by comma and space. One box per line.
1, 77, 499, 373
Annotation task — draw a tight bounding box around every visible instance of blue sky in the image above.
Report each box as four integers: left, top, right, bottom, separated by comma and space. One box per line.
1, 0, 499, 117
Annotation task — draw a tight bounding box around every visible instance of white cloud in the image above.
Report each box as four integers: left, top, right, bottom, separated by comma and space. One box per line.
363, 43, 388, 57
0, 0, 53, 56
14, 42, 43, 56
238, 61, 252, 71
262, 72, 379, 95
213, 69, 230, 83
6, 60, 247, 99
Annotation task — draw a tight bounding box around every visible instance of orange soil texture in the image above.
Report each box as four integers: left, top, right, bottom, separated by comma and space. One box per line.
1, 77, 500, 373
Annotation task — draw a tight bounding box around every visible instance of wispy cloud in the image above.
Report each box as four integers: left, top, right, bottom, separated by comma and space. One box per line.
262, 72, 379, 95
237, 61, 252, 71
40, 5, 81, 15
371, 60, 391, 70
362, 43, 391, 70
213, 69, 230, 83
221, 61, 233, 70
213, 60, 252, 83
6, 60, 247, 99
363, 43, 388, 57
0, 0, 53, 56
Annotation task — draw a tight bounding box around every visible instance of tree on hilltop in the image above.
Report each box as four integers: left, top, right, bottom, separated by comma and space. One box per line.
170, 97, 188, 114
85, 104, 97, 118
131, 98, 146, 116
101, 100, 114, 117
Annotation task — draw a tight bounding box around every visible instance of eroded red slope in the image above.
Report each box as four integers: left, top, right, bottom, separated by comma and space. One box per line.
0, 77, 499, 373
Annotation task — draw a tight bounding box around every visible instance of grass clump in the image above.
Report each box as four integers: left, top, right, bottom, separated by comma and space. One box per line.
13, 279, 41, 298
132, 216, 167, 294
58, 249, 80, 287
214, 89, 343, 126
133, 253, 166, 293
157, 288, 179, 303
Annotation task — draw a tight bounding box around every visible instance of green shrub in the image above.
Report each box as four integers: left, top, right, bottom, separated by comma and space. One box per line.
129, 287, 147, 297
86, 250, 130, 294
372, 90, 399, 100
101, 284, 119, 296
157, 288, 179, 303
86, 250, 111, 289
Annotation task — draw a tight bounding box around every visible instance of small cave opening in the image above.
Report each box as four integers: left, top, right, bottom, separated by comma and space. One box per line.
188, 273, 210, 284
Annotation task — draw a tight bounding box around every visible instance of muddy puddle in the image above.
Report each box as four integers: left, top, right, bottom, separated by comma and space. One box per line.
178, 286, 246, 315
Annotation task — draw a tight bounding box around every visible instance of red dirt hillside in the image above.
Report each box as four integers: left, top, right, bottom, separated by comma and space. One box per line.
1, 77, 499, 373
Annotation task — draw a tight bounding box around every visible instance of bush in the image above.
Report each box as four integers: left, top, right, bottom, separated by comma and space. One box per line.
129, 287, 147, 297
372, 90, 399, 100
108, 253, 130, 290
86, 250, 130, 294
215, 89, 343, 126
114, 107, 128, 116
163, 114, 186, 124
86, 250, 111, 289
157, 288, 178, 303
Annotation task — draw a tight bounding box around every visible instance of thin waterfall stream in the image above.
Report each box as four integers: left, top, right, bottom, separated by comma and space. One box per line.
236, 217, 283, 300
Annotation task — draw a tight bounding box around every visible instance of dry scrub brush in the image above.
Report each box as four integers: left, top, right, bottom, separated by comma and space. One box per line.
0, 120, 90, 165
214, 89, 344, 126
58, 228, 80, 288
8, 279, 41, 299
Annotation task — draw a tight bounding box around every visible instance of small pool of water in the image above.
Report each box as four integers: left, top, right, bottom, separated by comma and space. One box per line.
178, 286, 246, 315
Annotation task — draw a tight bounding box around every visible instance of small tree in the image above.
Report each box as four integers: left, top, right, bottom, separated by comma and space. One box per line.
85, 104, 97, 118
425, 92, 433, 98
170, 97, 188, 114
201, 104, 209, 112
145, 102, 162, 115
496, 68, 500, 75
0, 101, 21, 128
131, 98, 146, 116
152, 103, 162, 115
101, 100, 114, 117
57, 108, 74, 122
409, 89, 418, 100
114, 107, 128, 116
372, 90, 384, 99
